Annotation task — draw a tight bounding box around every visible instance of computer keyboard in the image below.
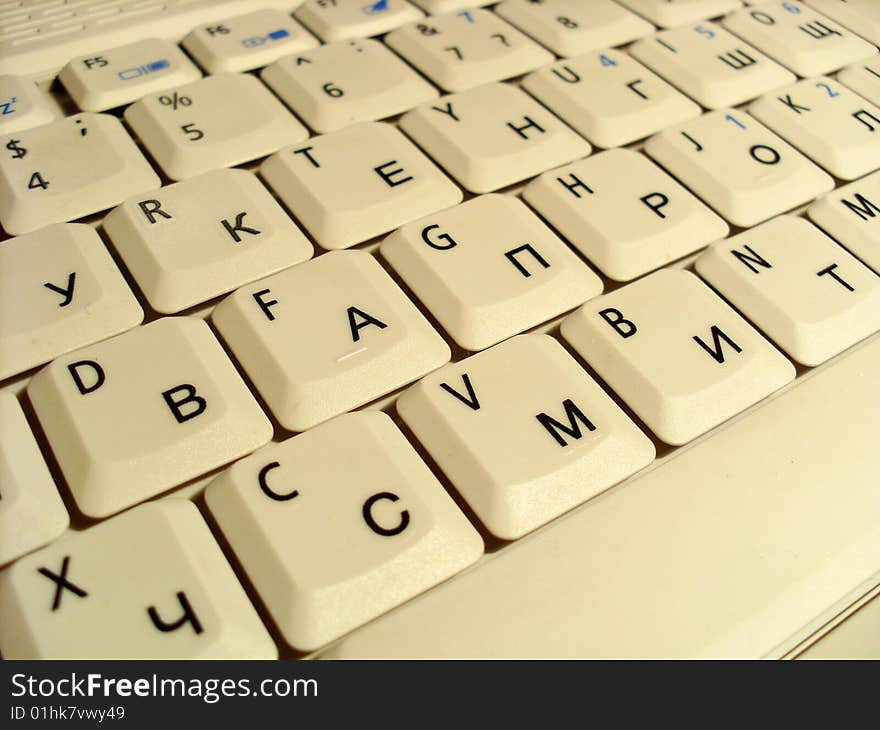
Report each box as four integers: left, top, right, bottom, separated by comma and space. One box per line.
0, 0, 879, 660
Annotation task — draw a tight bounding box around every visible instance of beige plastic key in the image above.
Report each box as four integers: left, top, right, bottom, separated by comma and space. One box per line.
27, 317, 272, 518
125, 73, 308, 181
0, 501, 276, 659
495, 0, 653, 57
630, 22, 796, 109
205, 410, 482, 652
384, 8, 553, 93
58, 38, 202, 112
0, 392, 69, 567
261, 38, 438, 133
380, 194, 603, 351
260, 121, 461, 250
399, 82, 590, 194
411, 1, 492, 12
522, 149, 729, 281
804, 0, 880, 45
211, 250, 451, 432
696, 215, 880, 365
521, 48, 701, 149
615, 0, 742, 28
0, 112, 159, 235
560, 268, 796, 445
102, 169, 314, 314
397, 335, 655, 540
294, 0, 424, 42
723, 2, 877, 77
837, 58, 880, 106
0, 74, 60, 134
644, 109, 834, 227
749, 76, 880, 180
0, 224, 143, 381
808, 170, 880, 274
183, 9, 319, 74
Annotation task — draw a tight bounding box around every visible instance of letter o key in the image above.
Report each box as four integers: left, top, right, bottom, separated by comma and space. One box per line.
362, 492, 410, 536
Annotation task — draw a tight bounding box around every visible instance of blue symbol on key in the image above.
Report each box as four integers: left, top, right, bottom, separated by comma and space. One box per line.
267, 29, 290, 41
0, 96, 17, 115
362, 0, 389, 15
117, 59, 170, 80
241, 29, 291, 47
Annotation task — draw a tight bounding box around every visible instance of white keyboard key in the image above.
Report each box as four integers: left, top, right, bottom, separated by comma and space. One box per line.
804, 0, 880, 45
0, 224, 143, 381
0, 501, 275, 659
0, 113, 159, 235
261, 38, 438, 133
384, 8, 553, 93
521, 49, 701, 148
523, 149, 729, 281
58, 38, 202, 112
495, 0, 653, 57
749, 76, 880, 180
324, 334, 880, 659
0, 392, 68, 567
397, 335, 655, 540
27, 317, 272, 518
294, 0, 424, 42
630, 22, 796, 109
183, 9, 319, 74
260, 121, 461, 250
615, 0, 742, 28
205, 411, 481, 651
560, 269, 796, 445
400, 83, 590, 193
696, 216, 880, 365
125, 73, 308, 181
212, 250, 451, 432
644, 109, 834, 227
723, 2, 877, 77
103, 169, 314, 314
0, 74, 60, 134
380, 194, 603, 350
808, 170, 880, 274
837, 58, 880, 106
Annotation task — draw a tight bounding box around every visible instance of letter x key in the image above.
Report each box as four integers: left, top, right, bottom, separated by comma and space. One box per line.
38, 556, 88, 611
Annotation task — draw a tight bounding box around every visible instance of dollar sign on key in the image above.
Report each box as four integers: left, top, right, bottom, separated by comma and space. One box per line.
5, 139, 26, 159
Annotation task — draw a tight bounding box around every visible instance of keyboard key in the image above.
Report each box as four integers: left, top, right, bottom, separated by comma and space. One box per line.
837, 58, 880, 106
0, 501, 275, 659
560, 268, 796, 445
804, 0, 880, 45
260, 121, 461, 250
211, 250, 451, 432
125, 72, 307, 181
495, 0, 653, 57
522, 149, 729, 281
183, 9, 319, 74
630, 22, 796, 109
808, 170, 880, 274
102, 169, 314, 314
0, 112, 159, 235
380, 194, 603, 350
722, 2, 877, 77
261, 38, 438, 133
397, 335, 655, 539
294, 0, 424, 42
400, 82, 590, 193
384, 8, 553, 92
749, 76, 880, 180
410, 0, 491, 11
521, 48, 701, 148
205, 410, 482, 651
27, 317, 272, 518
0, 223, 143, 381
58, 38, 202, 112
615, 0, 742, 28
644, 109, 834, 227
696, 216, 880, 365
0, 392, 69, 567
0, 74, 60, 134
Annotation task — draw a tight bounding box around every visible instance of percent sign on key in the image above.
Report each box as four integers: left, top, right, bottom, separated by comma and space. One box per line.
158, 91, 192, 110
